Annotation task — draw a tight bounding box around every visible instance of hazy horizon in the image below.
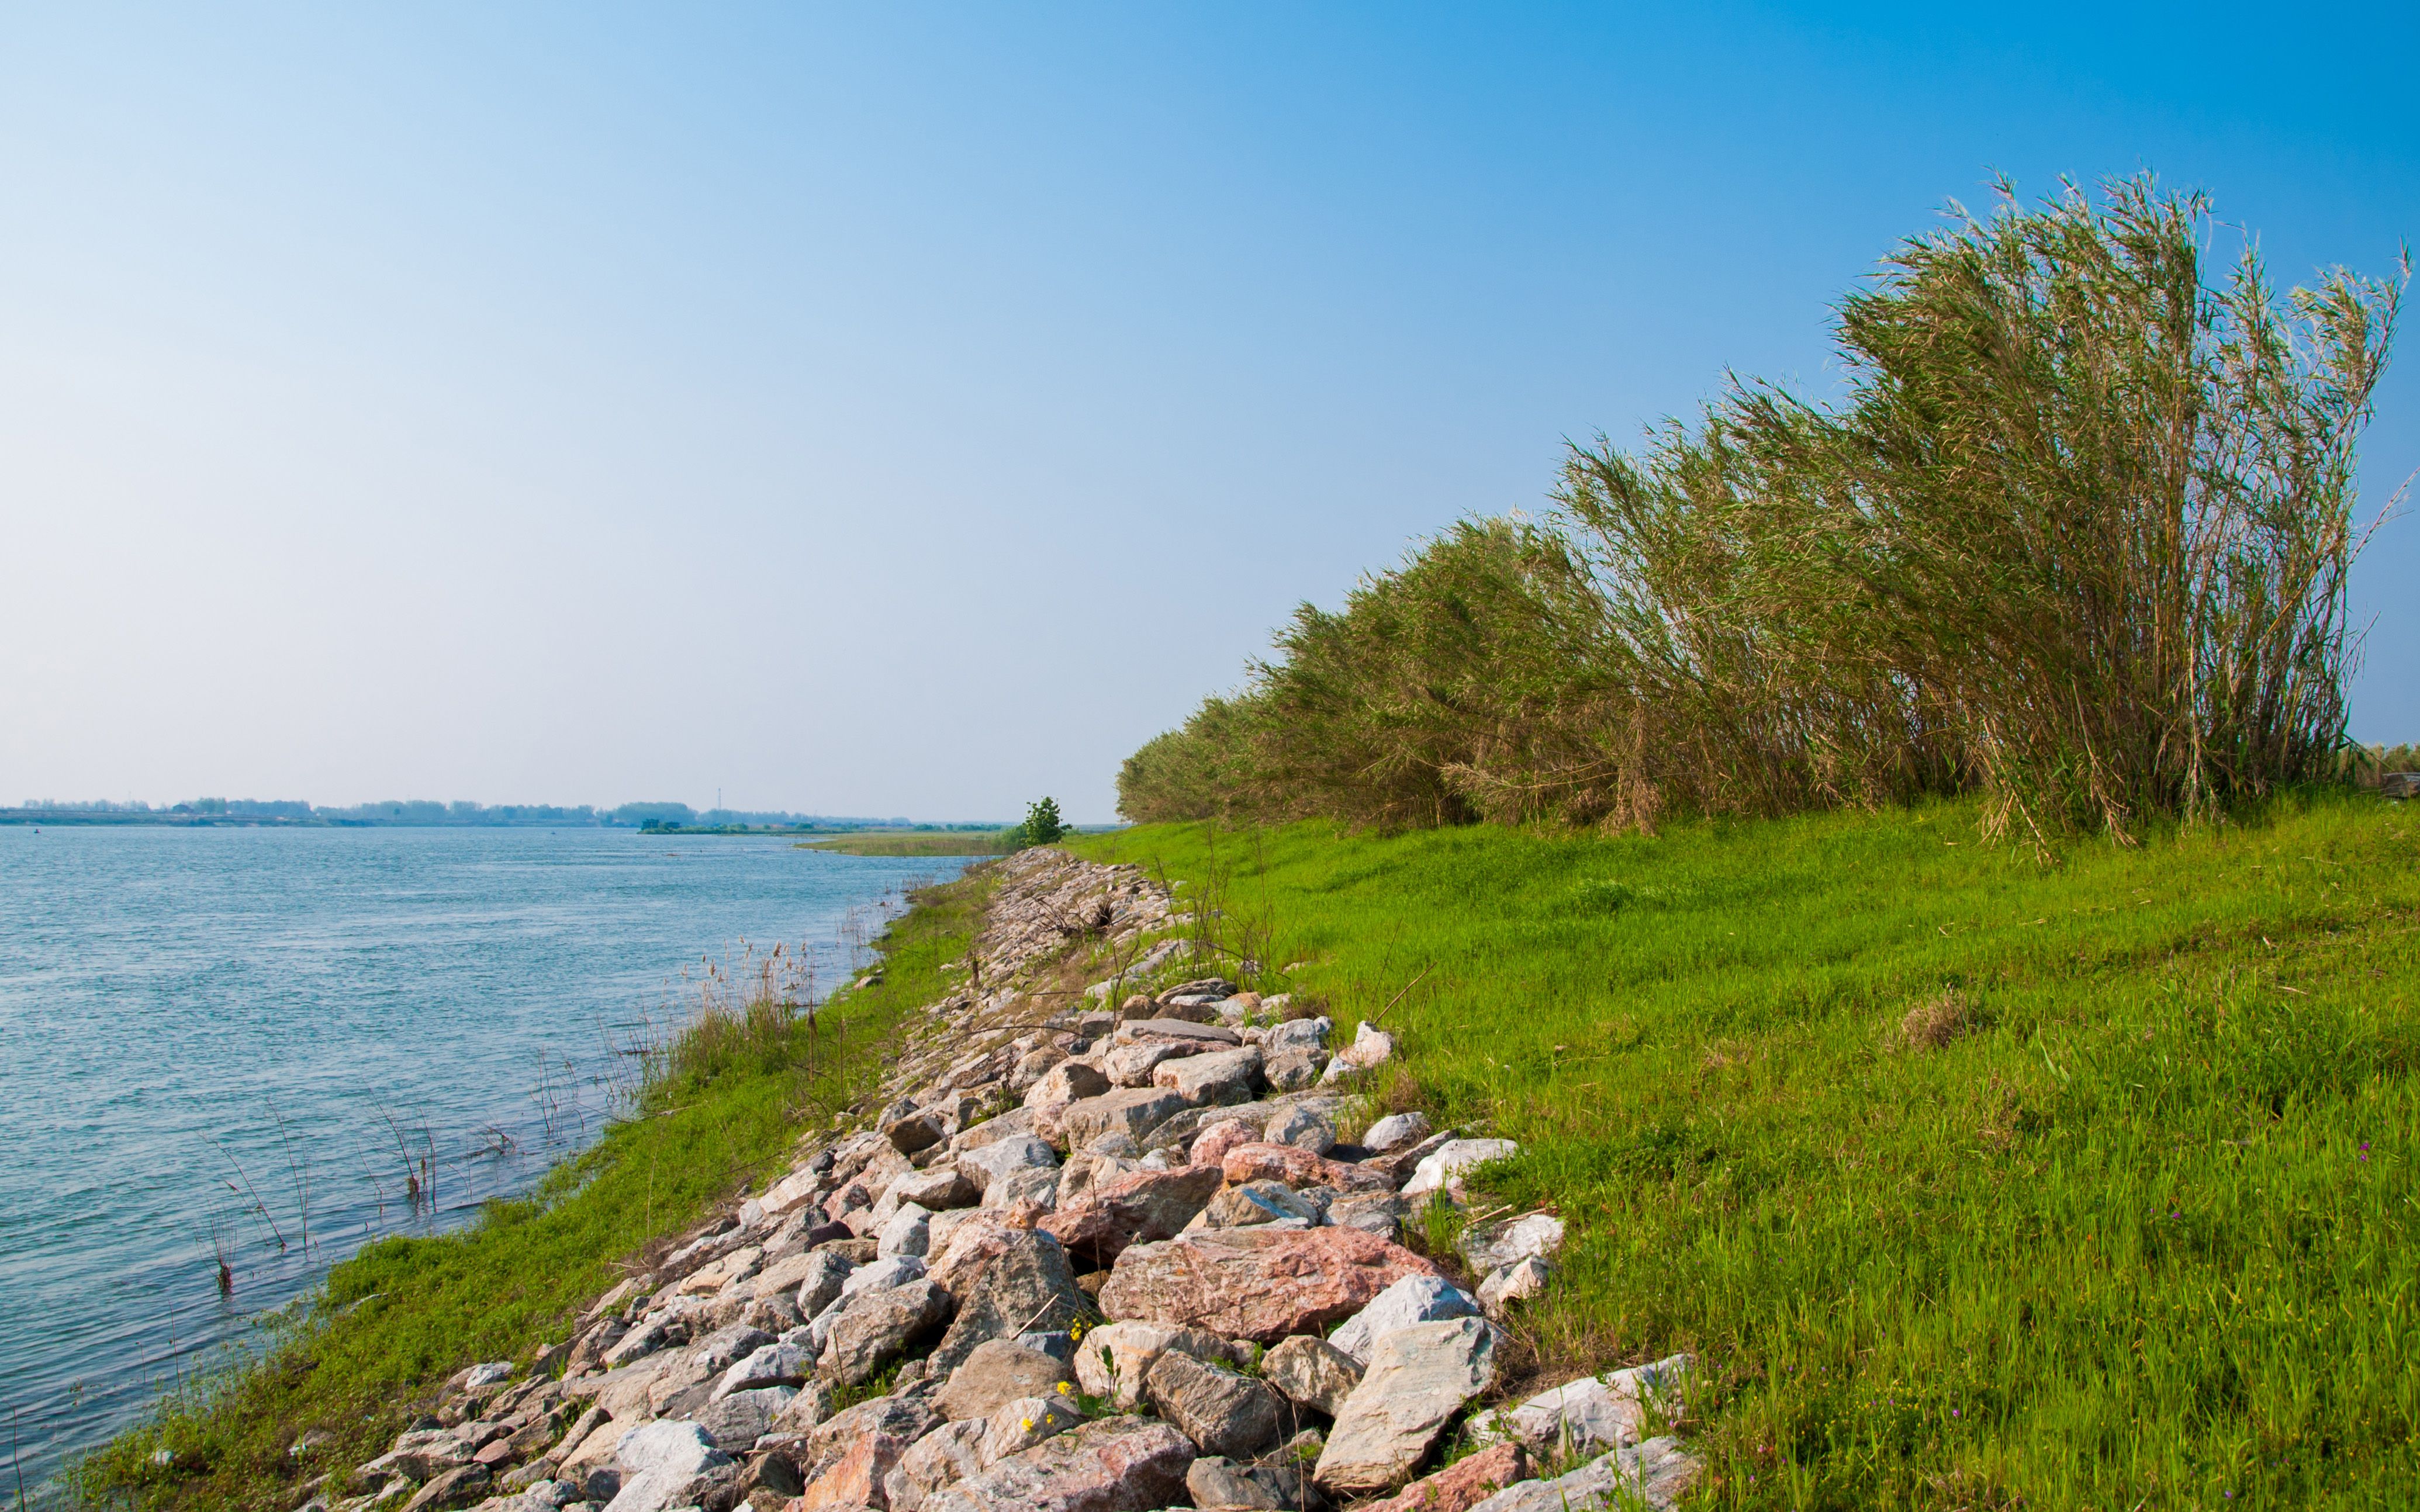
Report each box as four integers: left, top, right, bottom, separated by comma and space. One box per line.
6, 5, 2415, 823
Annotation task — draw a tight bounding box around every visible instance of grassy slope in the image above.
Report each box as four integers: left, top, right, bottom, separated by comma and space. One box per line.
78, 871, 993, 1511
1074, 793, 2418, 1510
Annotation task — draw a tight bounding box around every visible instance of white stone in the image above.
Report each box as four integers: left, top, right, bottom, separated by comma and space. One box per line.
604, 1420, 730, 1512
1313, 1316, 1499, 1492
1401, 1139, 1519, 1200
1327, 1274, 1482, 1365
1459, 1213, 1564, 1272
959, 1134, 1060, 1195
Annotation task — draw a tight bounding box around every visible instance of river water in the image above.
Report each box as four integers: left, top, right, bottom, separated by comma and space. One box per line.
0, 825, 970, 1494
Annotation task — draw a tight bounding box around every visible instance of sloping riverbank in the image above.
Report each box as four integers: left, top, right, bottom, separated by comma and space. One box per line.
89, 791, 2420, 1510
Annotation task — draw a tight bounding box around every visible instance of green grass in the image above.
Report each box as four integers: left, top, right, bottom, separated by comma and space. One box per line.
1073, 791, 2419, 1509
798, 831, 1019, 857
76, 871, 994, 1511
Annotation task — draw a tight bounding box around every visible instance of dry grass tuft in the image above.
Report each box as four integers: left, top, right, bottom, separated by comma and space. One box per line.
1898, 989, 1970, 1051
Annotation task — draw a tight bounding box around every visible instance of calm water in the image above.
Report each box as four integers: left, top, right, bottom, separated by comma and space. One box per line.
0, 825, 968, 1492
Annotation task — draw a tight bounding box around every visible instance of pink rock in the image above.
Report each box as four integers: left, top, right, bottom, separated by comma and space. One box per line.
1038, 1166, 1223, 1265
1220, 1143, 1392, 1193
1189, 1118, 1261, 1168
1359, 1442, 1527, 1512
1097, 1227, 1440, 1343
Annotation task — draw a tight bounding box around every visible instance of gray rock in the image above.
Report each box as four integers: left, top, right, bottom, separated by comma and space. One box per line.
713, 1340, 811, 1399
926, 1226, 1088, 1379
880, 1203, 936, 1258
602, 1420, 730, 1512
1457, 1214, 1564, 1274
1477, 1257, 1552, 1317
1143, 1349, 1285, 1459
1358, 1112, 1430, 1155
1261, 1017, 1330, 1051
818, 1278, 953, 1385
1468, 1355, 1690, 1459
1017, 1330, 1076, 1364
1264, 1106, 1336, 1154
1461, 1438, 1699, 1512
1327, 1275, 1482, 1366
691, 1384, 797, 1452
1313, 1317, 1499, 1493
1261, 1335, 1363, 1418
1263, 1048, 1327, 1094
1324, 1192, 1405, 1244
960, 1134, 1062, 1195
794, 1249, 856, 1316
983, 1165, 1063, 1211
937, 1339, 1075, 1422
1153, 1047, 1265, 1107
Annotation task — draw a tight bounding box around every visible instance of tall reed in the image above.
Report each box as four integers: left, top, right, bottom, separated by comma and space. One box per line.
1119, 177, 2404, 841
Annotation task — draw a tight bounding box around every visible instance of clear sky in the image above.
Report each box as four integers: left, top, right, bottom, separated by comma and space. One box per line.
4, 4, 2414, 822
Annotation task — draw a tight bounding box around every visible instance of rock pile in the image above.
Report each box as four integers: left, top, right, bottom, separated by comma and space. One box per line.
319, 849, 1700, 1512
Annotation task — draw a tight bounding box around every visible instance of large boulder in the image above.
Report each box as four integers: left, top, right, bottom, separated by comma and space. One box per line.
926, 1226, 1090, 1379
819, 1278, 952, 1386
713, 1340, 812, 1400
1098, 1228, 1439, 1344
1313, 1317, 1500, 1493
1328, 1275, 1482, 1366
918, 1415, 1195, 1512
1261, 1335, 1363, 1417
1152, 1047, 1265, 1107
894, 1165, 982, 1212
1461, 1438, 1700, 1512
937, 1339, 1076, 1422
1071, 1321, 1246, 1411
1038, 1165, 1223, 1266
1142, 1350, 1285, 1459
1057, 1089, 1189, 1152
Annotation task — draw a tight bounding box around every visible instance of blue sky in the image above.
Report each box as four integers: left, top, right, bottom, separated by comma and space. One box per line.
3, 4, 2414, 821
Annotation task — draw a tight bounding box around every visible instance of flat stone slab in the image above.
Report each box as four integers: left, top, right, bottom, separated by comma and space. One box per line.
1315, 1317, 1501, 1494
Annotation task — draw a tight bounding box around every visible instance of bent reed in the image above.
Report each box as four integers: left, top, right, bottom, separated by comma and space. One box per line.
1119, 177, 2405, 844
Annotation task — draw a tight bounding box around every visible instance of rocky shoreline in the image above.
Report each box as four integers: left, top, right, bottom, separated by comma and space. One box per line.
309, 848, 1701, 1512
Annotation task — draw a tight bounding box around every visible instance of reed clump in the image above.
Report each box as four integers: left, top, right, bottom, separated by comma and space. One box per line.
1120, 177, 2405, 842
